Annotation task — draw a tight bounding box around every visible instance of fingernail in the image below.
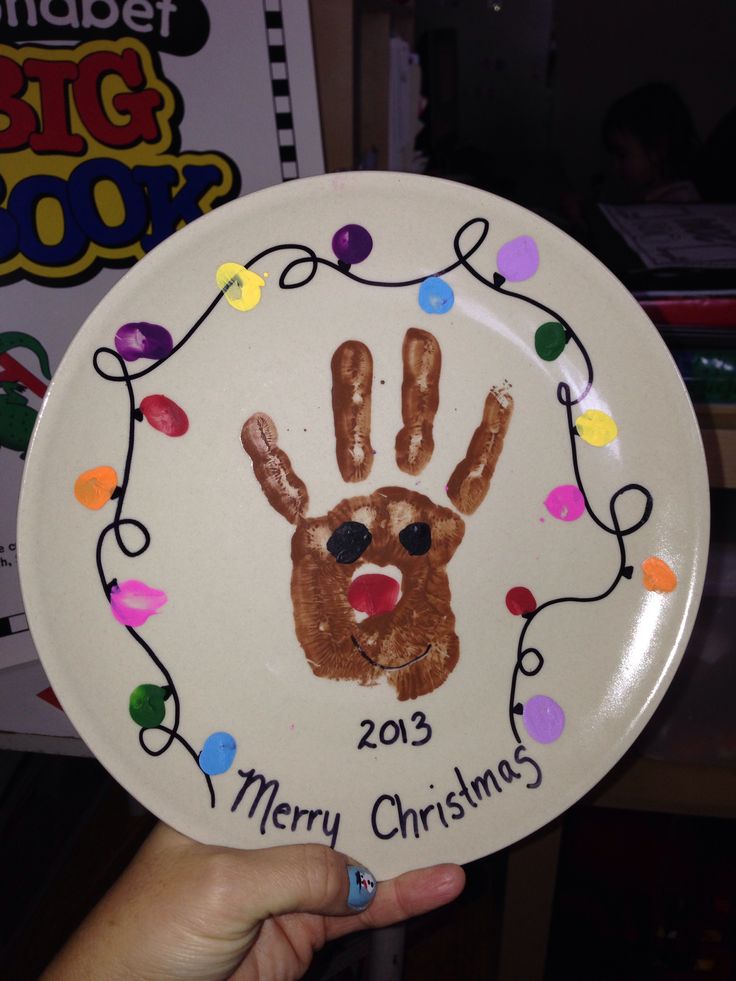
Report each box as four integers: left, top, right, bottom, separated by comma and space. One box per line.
347, 864, 377, 911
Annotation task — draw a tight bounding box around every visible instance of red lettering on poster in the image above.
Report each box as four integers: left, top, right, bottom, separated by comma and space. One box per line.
0, 39, 239, 284
74, 48, 164, 149
24, 58, 85, 154
0, 57, 37, 150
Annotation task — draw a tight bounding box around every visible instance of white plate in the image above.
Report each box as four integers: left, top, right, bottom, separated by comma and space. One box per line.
18, 173, 709, 878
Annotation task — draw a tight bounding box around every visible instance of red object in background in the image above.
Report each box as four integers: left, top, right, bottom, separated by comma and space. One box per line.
0, 352, 48, 397
638, 296, 736, 328
36, 687, 63, 711
348, 574, 401, 616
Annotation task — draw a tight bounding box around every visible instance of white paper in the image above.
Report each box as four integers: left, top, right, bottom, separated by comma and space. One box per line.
600, 203, 736, 270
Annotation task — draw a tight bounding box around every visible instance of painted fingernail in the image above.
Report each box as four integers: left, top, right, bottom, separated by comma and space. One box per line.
347, 865, 377, 911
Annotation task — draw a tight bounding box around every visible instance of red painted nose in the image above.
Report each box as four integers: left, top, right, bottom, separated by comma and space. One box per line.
348, 574, 400, 616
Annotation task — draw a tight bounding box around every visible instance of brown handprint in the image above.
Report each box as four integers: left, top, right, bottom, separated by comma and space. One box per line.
241, 328, 513, 701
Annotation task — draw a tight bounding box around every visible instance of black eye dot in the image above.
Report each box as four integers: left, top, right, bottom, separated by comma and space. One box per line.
326, 521, 372, 564
399, 522, 431, 556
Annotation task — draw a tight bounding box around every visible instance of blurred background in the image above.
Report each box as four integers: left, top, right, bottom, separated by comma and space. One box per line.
1, 1, 734, 978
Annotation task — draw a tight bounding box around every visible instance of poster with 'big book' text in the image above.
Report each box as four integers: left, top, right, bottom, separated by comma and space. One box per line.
0, 0, 323, 677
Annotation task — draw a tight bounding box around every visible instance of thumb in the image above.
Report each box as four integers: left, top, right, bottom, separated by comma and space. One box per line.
242, 843, 378, 919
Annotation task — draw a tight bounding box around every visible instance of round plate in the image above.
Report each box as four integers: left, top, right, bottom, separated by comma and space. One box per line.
19, 173, 708, 878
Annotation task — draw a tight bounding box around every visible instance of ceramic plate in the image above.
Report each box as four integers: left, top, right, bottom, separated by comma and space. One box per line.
18, 173, 709, 878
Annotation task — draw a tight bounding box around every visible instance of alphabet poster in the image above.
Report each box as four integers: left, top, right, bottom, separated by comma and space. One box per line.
0, 0, 323, 675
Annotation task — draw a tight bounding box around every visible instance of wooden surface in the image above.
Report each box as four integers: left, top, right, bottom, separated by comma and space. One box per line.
702, 426, 735, 488
590, 753, 736, 819
359, 8, 391, 168
497, 822, 563, 981
310, 0, 357, 171
496, 752, 736, 981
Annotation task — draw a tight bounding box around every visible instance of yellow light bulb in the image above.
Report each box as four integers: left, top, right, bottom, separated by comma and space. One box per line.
575, 409, 618, 447
216, 262, 266, 312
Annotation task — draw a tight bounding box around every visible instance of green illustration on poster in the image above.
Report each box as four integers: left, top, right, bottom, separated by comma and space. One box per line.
0, 332, 52, 458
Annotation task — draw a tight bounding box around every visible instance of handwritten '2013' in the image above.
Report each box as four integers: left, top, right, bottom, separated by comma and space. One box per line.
358, 712, 432, 749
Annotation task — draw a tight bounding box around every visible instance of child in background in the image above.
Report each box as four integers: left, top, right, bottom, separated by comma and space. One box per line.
602, 82, 701, 203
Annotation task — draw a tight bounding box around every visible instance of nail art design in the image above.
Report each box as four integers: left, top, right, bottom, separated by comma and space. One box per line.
347, 864, 377, 910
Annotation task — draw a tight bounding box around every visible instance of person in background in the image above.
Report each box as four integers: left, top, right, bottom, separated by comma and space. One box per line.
694, 105, 736, 202
601, 82, 701, 203
41, 822, 465, 980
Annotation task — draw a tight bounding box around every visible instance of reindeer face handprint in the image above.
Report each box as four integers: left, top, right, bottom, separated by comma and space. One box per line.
241, 328, 513, 701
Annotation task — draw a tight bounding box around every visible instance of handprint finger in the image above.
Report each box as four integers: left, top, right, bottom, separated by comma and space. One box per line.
332, 340, 374, 483
395, 328, 441, 476
241, 413, 309, 524
446, 386, 513, 515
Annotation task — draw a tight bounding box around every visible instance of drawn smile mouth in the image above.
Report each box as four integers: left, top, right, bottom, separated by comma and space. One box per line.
351, 636, 431, 671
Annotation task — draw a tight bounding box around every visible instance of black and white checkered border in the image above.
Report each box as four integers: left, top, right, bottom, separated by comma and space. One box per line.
264, 0, 298, 181
0, 611, 28, 638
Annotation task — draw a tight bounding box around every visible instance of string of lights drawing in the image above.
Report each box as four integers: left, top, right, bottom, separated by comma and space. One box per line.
73, 216, 676, 805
